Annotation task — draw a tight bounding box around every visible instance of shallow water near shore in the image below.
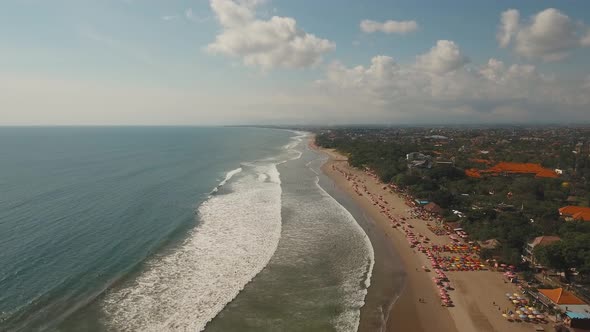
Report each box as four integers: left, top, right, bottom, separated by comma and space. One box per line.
0, 127, 377, 332
316, 160, 406, 332
204, 138, 375, 331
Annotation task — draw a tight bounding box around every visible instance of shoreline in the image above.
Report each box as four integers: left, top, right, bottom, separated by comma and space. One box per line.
315, 150, 458, 332
312, 139, 541, 332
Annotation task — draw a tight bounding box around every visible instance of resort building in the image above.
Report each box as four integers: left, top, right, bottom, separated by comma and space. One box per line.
559, 206, 590, 222
564, 311, 590, 329
465, 162, 559, 179
536, 288, 590, 329
424, 202, 443, 216
524, 236, 561, 267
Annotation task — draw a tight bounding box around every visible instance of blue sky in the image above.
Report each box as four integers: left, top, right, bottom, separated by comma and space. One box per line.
1, 0, 590, 125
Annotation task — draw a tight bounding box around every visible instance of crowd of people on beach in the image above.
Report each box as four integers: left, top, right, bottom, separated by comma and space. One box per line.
331, 164, 493, 307
331, 162, 555, 327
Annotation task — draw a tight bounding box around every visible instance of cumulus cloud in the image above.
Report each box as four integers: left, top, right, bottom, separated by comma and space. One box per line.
582, 29, 590, 46
415, 40, 469, 74
315, 44, 590, 123
206, 0, 334, 69
497, 8, 590, 61
497, 9, 519, 48
360, 19, 418, 34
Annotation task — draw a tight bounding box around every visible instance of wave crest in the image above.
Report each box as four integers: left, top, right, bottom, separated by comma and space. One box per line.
101, 163, 282, 331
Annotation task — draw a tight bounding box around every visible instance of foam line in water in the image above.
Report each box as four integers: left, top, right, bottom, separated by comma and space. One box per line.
210, 167, 242, 193
313, 174, 375, 332
219, 167, 242, 187
101, 163, 282, 332
281, 132, 307, 162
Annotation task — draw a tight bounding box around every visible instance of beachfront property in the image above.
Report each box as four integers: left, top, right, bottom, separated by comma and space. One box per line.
564, 311, 590, 329
406, 152, 433, 169
524, 236, 561, 267
534, 288, 590, 329
465, 162, 560, 179
424, 202, 443, 215
559, 206, 590, 222
316, 126, 590, 331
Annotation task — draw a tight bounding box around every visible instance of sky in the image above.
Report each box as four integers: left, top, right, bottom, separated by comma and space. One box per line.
1, 0, 590, 125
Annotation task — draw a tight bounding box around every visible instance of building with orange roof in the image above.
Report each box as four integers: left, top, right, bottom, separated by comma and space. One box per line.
464, 168, 481, 178
538, 288, 586, 305
537, 288, 590, 328
559, 206, 590, 222
464, 162, 559, 179
469, 158, 491, 164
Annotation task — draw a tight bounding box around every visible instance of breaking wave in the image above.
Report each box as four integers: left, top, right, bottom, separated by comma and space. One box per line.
313, 176, 375, 332
211, 167, 242, 193
101, 162, 283, 331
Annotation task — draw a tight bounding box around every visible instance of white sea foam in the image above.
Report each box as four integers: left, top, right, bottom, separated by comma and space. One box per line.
210, 167, 242, 193
281, 131, 307, 162
313, 175, 375, 332
101, 163, 282, 332
219, 167, 242, 187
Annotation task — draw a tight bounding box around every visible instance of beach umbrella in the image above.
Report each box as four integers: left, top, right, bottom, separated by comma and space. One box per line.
519, 314, 527, 319
505, 293, 511, 297
536, 314, 544, 319
512, 300, 519, 304
532, 310, 540, 315
528, 315, 535, 319
515, 310, 522, 315
502, 314, 508, 318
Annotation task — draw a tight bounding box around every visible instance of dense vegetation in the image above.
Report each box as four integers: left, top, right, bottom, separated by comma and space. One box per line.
316, 129, 590, 280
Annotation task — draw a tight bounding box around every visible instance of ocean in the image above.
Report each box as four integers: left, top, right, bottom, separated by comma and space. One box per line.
0, 127, 374, 331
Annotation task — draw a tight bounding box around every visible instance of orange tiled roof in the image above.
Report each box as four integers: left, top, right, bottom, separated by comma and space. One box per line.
559, 206, 590, 221
465, 162, 558, 179
538, 288, 586, 305
535, 169, 559, 179
470, 158, 491, 164
465, 168, 482, 178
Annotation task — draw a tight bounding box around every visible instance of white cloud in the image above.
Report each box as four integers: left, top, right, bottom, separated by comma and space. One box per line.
360, 19, 418, 34
315, 48, 590, 123
497, 9, 519, 48
581, 29, 590, 46
206, 0, 334, 69
415, 40, 469, 75
497, 8, 590, 61
162, 8, 209, 23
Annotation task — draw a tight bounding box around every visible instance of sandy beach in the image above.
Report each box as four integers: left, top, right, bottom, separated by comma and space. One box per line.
312, 141, 544, 332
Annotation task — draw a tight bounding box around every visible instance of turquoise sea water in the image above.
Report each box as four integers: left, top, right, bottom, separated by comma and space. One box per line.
0, 127, 374, 331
